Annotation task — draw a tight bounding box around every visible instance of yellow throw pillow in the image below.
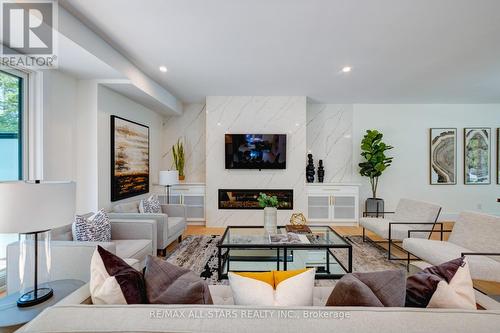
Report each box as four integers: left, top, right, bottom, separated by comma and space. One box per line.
229, 268, 315, 306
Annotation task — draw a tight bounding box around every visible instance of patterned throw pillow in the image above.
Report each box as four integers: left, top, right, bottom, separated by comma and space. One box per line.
139, 196, 162, 214
72, 209, 111, 242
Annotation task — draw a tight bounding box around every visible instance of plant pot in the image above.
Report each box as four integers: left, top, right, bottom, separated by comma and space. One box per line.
365, 198, 384, 218
263, 207, 278, 234
178, 175, 185, 181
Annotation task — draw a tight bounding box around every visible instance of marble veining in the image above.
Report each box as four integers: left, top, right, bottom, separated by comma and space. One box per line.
307, 104, 353, 183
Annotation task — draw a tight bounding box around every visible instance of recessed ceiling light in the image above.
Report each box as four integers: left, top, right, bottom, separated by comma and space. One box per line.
159, 66, 168, 73
341, 66, 352, 73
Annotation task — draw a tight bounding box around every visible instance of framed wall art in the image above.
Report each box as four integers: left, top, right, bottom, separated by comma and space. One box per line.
111, 115, 150, 201
464, 128, 491, 185
429, 128, 457, 185
498, 128, 500, 185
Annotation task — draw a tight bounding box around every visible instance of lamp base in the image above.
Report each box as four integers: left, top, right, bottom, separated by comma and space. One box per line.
17, 287, 53, 307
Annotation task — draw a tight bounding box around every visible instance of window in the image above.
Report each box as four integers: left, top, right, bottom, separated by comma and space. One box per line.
0, 69, 27, 294
0, 69, 25, 181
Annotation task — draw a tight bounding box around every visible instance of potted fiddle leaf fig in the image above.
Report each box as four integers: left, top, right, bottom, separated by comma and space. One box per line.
257, 193, 279, 234
358, 129, 393, 217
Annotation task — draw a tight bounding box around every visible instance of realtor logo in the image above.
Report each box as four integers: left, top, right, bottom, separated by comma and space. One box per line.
1, 0, 57, 68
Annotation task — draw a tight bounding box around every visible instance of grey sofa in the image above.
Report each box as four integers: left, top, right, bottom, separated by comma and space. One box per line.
109, 200, 187, 254
359, 198, 442, 260
6, 218, 156, 294
403, 211, 500, 282
16, 283, 500, 333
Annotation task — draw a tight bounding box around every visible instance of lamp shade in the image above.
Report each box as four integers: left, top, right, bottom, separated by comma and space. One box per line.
159, 170, 179, 186
0, 181, 76, 233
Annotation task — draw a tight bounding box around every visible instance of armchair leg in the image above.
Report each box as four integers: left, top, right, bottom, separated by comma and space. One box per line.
362, 228, 366, 242
178, 235, 182, 243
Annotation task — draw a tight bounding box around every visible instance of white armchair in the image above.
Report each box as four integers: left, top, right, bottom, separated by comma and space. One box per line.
359, 198, 442, 260
108, 200, 187, 254
6, 218, 156, 294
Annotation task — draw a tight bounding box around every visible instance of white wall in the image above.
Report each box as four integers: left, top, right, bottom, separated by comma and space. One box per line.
352, 104, 500, 217
162, 103, 206, 182
205, 96, 307, 227
97, 86, 165, 211
42, 70, 78, 181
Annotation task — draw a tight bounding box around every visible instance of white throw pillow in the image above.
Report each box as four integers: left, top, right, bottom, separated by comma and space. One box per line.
139, 196, 162, 214
228, 269, 315, 306
427, 258, 476, 309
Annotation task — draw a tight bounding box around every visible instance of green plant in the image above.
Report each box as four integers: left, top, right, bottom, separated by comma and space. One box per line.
358, 129, 394, 198
257, 193, 279, 208
172, 139, 185, 177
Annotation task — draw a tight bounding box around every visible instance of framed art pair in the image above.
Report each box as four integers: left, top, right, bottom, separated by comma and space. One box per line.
430, 128, 498, 185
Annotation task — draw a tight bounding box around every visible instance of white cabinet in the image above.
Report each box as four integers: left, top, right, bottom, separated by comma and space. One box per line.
161, 184, 206, 223
306, 184, 359, 225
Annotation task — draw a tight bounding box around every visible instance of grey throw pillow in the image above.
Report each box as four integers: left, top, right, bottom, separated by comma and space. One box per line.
326, 270, 406, 307
72, 209, 111, 242
144, 255, 213, 304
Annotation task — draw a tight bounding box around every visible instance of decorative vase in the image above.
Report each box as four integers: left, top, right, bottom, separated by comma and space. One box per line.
178, 175, 185, 181
317, 160, 325, 183
264, 207, 277, 234
365, 198, 384, 218
306, 154, 315, 183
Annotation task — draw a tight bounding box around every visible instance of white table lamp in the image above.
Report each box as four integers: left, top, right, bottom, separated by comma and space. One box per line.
0, 181, 76, 307
159, 170, 179, 204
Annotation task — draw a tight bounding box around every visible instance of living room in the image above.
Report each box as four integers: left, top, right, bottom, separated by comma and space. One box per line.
0, 1, 499, 332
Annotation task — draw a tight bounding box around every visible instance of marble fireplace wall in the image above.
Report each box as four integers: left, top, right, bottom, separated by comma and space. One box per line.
205, 96, 307, 227
162, 103, 206, 182
306, 104, 354, 182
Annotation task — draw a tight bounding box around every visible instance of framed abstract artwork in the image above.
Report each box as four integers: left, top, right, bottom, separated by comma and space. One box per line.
111, 116, 150, 201
464, 128, 491, 185
429, 128, 457, 185
498, 128, 500, 185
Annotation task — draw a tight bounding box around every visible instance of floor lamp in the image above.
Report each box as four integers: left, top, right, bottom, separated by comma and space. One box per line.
159, 170, 179, 204
0, 181, 76, 307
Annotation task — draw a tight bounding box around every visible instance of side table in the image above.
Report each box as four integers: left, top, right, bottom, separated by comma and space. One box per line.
0, 279, 85, 332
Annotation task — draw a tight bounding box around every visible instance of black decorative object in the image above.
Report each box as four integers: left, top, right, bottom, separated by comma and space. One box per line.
317, 160, 325, 183
306, 154, 315, 183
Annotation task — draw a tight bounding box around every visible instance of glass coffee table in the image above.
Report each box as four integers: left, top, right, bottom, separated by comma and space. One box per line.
217, 226, 352, 280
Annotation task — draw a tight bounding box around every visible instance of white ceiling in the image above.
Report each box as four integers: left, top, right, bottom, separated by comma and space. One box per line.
61, 0, 500, 104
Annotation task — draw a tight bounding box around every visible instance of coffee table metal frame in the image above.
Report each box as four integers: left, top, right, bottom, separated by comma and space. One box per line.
217, 225, 352, 280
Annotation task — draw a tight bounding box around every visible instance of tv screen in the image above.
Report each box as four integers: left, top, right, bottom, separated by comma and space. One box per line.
225, 134, 287, 169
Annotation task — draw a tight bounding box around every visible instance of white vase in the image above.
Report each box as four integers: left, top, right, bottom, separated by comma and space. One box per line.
263, 207, 277, 234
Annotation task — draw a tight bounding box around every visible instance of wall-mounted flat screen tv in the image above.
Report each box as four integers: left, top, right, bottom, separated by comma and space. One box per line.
225, 134, 287, 169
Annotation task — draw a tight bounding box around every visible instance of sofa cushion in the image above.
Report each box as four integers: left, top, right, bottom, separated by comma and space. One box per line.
403, 238, 500, 282
448, 212, 500, 259
51, 224, 73, 241
360, 218, 427, 240
326, 270, 406, 307
90, 246, 146, 305
393, 199, 441, 223
406, 257, 475, 309
113, 201, 139, 213
114, 239, 152, 261
144, 256, 213, 304
139, 196, 162, 214
168, 217, 186, 236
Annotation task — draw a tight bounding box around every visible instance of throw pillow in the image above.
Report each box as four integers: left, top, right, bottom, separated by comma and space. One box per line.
139, 196, 162, 214
228, 268, 315, 306
72, 209, 111, 242
143, 255, 213, 304
406, 257, 476, 309
326, 270, 406, 307
90, 246, 147, 305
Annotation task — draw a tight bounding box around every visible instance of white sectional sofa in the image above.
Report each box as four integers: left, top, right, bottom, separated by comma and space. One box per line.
16, 283, 500, 333
403, 211, 500, 282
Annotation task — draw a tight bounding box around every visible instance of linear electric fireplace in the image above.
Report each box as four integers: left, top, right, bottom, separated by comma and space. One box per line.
218, 189, 293, 210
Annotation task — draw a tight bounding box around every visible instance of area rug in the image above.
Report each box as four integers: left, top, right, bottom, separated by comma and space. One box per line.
166, 235, 406, 286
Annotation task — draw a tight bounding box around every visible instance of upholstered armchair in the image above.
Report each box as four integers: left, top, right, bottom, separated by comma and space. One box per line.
6, 218, 157, 295
359, 198, 442, 260
108, 200, 187, 254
